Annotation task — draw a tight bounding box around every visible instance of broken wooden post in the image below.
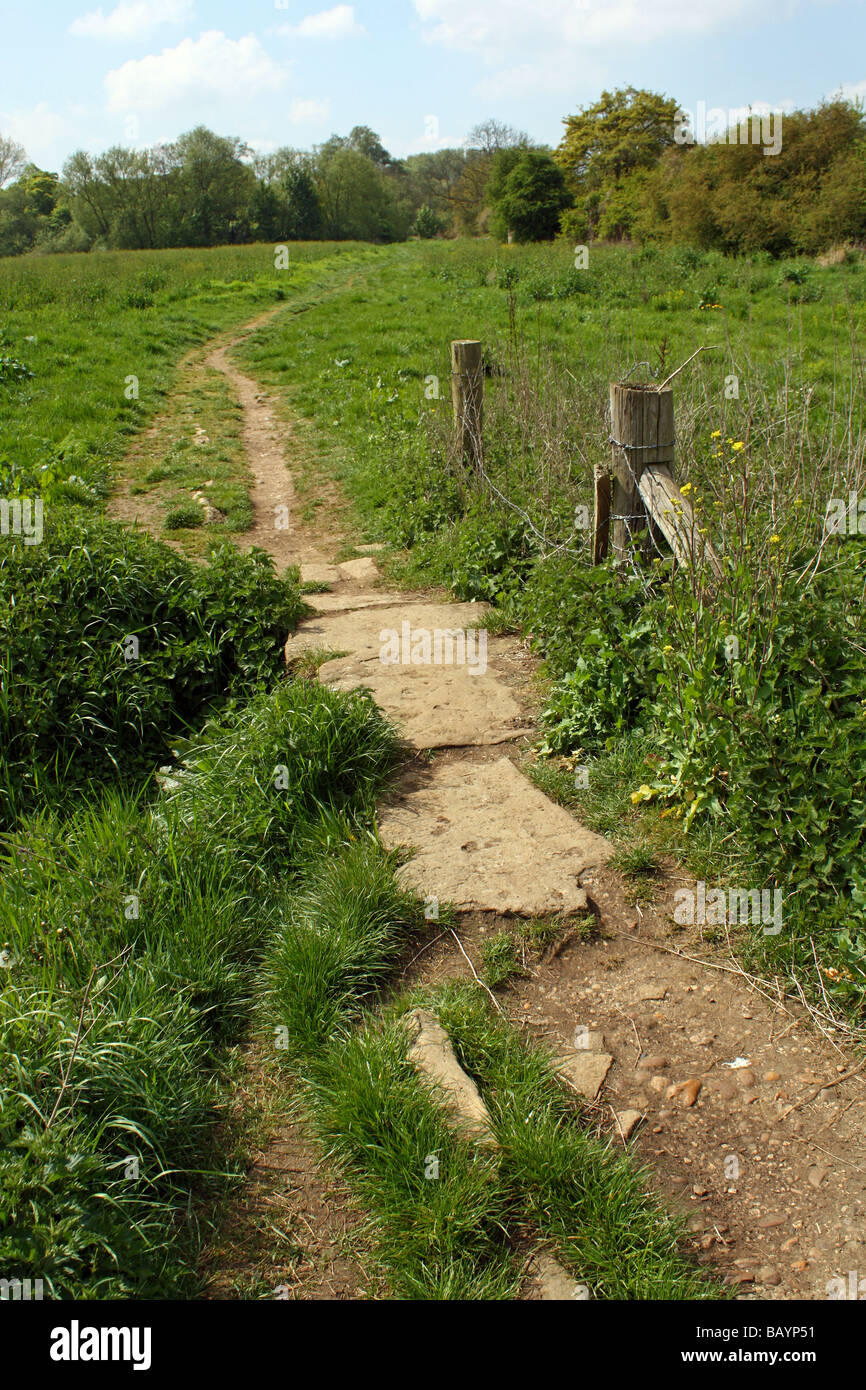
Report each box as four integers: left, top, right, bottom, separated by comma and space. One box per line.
609, 382, 675, 563
592, 465, 611, 564
451, 339, 484, 470
608, 381, 723, 579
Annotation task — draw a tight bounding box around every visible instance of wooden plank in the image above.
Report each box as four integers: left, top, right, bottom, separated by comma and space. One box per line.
638, 466, 724, 581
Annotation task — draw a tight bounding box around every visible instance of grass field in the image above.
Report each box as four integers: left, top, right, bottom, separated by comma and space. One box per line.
2, 235, 863, 1302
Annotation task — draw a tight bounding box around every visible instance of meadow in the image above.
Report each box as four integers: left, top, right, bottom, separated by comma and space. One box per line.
1, 234, 863, 1301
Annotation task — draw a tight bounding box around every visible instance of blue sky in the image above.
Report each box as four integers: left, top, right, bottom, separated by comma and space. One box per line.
2, 0, 865, 173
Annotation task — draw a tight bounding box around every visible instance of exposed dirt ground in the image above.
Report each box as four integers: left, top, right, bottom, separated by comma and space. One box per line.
113, 307, 866, 1302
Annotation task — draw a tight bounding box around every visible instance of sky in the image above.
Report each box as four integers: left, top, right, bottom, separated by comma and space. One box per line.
2, 0, 865, 172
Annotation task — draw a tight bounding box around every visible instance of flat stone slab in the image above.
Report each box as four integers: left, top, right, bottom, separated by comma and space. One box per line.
288, 602, 532, 748
338, 556, 380, 582
403, 1008, 497, 1146
303, 591, 408, 614
379, 757, 612, 915
553, 1051, 614, 1101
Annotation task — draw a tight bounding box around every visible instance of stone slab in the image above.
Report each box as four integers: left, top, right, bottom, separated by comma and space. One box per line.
379, 757, 612, 916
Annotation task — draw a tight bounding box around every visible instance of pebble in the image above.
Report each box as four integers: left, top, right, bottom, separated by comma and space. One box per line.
764, 1070, 781, 1082
757, 1215, 785, 1229
737, 1069, 755, 1088
641, 1056, 669, 1070
679, 1077, 703, 1107
808, 1165, 828, 1189
650, 1075, 667, 1093
760, 1266, 781, 1286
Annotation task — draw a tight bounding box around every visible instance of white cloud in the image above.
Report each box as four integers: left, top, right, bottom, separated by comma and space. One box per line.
289, 98, 330, 123
278, 5, 365, 39
0, 103, 70, 167
104, 31, 288, 112
414, 0, 772, 53
836, 80, 866, 104
70, 0, 194, 42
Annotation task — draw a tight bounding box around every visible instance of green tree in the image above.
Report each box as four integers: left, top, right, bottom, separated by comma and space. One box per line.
488, 147, 572, 242
451, 119, 529, 234
172, 126, 256, 245
556, 87, 680, 240
315, 146, 408, 241
413, 203, 444, 238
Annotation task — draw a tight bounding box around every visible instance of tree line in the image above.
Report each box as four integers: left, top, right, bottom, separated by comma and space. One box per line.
1, 90, 863, 259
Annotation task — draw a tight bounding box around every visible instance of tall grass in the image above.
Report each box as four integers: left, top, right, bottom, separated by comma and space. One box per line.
0, 679, 401, 1297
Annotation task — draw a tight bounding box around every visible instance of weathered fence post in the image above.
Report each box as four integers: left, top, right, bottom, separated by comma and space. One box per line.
451, 339, 484, 469
608, 382, 675, 563
604, 381, 723, 579
592, 465, 611, 564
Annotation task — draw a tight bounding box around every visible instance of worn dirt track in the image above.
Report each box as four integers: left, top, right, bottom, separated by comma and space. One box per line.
116, 307, 866, 1302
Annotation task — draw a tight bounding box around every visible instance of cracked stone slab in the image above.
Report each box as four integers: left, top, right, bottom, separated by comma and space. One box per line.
403, 1008, 497, 1146
287, 602, 532, 748
304, 591, 407, 614
289, 601, 489, 662
553, 1051, 614, 1101
379, 757, 612, 915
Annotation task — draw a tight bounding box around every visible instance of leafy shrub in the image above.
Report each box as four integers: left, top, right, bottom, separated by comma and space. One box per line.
0, 515, 305, 825
448, 509, 537, 602
647, 549, 866, 1006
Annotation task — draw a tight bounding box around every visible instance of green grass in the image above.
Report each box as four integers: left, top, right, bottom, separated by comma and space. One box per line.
0, 677, 401, 1298
480, 930, 522, 988
0, 241, 387, 500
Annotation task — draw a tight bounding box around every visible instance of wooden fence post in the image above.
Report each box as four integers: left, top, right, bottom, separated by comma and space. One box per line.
451, 339, 484, 470
609, 382, 675, 564
606, 379, 722, 580
593, 466, 610, 564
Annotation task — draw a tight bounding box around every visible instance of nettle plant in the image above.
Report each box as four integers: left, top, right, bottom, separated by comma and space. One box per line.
644, 542, 866, 1001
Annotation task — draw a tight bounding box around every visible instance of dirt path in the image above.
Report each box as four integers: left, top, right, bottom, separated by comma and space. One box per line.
116, 307, 866, 1302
